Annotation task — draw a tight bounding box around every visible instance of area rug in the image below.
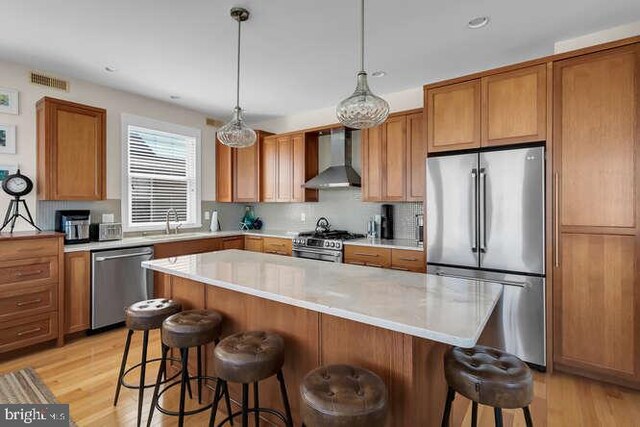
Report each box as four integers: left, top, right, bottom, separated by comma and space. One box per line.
0, 367, 60, 405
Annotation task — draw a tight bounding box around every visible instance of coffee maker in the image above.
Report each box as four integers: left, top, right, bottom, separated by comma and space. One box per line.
55, 210, 90, 244
380, 204, 394, 240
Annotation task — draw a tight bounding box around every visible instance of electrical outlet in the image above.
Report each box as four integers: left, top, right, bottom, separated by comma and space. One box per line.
204, 211, 210, 220
300, 213, 306, 222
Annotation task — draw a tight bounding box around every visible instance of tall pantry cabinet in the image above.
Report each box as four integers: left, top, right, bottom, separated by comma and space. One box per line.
553, 44, 640, 388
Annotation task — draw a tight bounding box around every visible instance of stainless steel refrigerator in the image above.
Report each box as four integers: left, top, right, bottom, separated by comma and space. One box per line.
426, 145, 546, 368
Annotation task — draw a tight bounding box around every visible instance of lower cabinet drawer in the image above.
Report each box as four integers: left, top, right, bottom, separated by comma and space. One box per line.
0, 284, 57, 322
220, 236, 244, 250
263, 237, 292, 256
344, 245, 392, 268
0, 312, 58, 353
391, 249, 426, 273
244, 236, 264, 252
0, 257, 58, 287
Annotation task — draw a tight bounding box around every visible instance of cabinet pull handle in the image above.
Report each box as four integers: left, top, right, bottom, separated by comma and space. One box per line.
15, 270, 44, 278
391, 266, 409, 271
368, 263, 384, 268
398, 257, 417, 262
354, 252, 379, 258
17, 247, 43, 252
16, 298, 43, 307
17, 327, 42, 336
554, 172, 560, 268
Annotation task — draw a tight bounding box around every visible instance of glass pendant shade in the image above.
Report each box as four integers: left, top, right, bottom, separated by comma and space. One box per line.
337, 71, 390, 129
217, 106, 256, 148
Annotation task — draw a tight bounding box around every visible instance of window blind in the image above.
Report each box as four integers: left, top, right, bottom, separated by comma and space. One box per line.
125, 125, 198, 228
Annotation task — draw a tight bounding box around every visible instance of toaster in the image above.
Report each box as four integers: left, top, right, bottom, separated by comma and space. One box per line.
90, 223, 123, 242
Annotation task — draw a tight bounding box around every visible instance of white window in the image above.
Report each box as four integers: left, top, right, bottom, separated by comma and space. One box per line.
121, 114, 201, 232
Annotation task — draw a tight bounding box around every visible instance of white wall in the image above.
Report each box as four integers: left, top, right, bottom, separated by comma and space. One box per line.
0, 59, 218, 231
256, 87, 423, 134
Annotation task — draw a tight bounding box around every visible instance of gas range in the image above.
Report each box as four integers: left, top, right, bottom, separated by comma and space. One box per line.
292, 229, 365, 263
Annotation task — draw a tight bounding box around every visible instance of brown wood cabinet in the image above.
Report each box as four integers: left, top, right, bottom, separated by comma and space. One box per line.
244, 235, 264, 252
36, 97, 106, 200
482, 64, 547, 146
64, 251, 90, 334
263, 237, 292, 256
220, 236, 244, 250
426, 80, 481, 153
262, 133, 318, 202
216, 131, 272, 203
425, 65, 547, 153
0, 233, 64, 353
552, 44, 640, 388
362, 109, 425, 201
391, 249, 426, 273
345, 245, 425, 272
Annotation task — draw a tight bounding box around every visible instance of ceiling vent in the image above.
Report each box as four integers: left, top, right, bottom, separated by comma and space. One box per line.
30, 72, 69, 91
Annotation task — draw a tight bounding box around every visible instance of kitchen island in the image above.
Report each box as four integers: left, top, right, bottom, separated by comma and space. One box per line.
142, 250, 502, 426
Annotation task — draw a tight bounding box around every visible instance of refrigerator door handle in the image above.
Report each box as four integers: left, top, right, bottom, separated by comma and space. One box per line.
479, 168, 487, 253
471, 168, 478, 253
434, 271, 531, 289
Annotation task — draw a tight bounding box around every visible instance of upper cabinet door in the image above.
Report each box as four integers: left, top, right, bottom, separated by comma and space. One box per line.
382, 115, 407, 201
482, 65, 547, 146
406, 112, 426, 201
37, 98, 106, 200
362, 125, 384, 201
276, 136, 294, 202
216, 139, 233, 202
555, 46, 637, 229
260, 136, 278, 202
426, 80, 481, 153
233, 134, 260, 202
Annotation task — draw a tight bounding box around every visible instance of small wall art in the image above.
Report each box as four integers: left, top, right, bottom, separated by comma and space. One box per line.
0, 87, 18, 115
0, 124, 16, 154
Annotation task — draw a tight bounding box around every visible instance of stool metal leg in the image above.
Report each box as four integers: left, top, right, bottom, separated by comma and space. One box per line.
471, 401, 478, 427
494, 407, 504, 427
113, 329, 134, 406
197, 345, 203, 404
208, 378, 223, 427
441, 387, 455, 427
276, 370, 293, 427
253, 382, 260, 426
523, 406, 533, 427
178, 348, 189, 427
147, 344, 169, 427
136, 330, 149, 427
241, 383, 249, 427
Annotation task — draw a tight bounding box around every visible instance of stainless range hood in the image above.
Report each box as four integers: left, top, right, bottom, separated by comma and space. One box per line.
305, 127, 361, 189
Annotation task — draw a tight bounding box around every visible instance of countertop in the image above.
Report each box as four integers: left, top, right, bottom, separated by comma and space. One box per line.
344, 237, 424, 252
63, 230, 425, 253
142, 250, 502, 347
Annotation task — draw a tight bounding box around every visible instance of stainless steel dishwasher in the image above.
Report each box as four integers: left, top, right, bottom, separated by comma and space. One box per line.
91, 246, 154, 330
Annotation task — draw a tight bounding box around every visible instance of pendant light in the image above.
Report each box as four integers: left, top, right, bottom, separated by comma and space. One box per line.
217, 7, 257, 148
336, 0, 389, 129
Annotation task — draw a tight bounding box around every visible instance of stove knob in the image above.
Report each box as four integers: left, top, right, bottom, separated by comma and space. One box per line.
330, 242, 336, 248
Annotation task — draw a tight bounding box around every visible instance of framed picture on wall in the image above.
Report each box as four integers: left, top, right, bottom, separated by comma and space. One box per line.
0, 164, 17, 182
0, 124, 16, 154
0, 88, 19, 115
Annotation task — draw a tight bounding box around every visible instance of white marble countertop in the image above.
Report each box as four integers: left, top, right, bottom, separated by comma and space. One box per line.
63, 230, 298, 252
142, 250, 502, 347
344, 237, 424, 252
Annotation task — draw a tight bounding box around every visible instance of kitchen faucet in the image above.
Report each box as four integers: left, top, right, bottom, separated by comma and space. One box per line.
165, 208, 181, 234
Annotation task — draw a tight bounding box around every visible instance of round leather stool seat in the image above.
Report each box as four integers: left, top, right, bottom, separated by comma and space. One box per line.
300, 364, 388, 427
125, 299, 181, 330
444, 345, 533, 409
214, 331, 285, 384
162, 309, 222, 349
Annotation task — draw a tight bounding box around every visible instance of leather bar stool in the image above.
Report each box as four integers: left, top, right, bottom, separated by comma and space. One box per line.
441, 345, 534, 427
300, 364, 388, 427
147, 309, 233, 427
114, 298, 182, 427
209, 331, 293, 427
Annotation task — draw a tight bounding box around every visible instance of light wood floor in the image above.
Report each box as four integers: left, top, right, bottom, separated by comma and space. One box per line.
1, 328, 639, 426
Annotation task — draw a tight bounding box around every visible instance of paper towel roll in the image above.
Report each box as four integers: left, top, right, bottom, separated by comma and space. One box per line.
210, 210, 220, 232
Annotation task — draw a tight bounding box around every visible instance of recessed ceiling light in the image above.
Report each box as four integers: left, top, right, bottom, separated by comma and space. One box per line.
170, 95, 181, 100
104, 66, 117, 72
371, 71, 387, 78
468, 16, 490, 29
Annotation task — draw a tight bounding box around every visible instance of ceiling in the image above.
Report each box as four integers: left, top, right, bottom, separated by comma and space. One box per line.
1, 0, 639, 123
